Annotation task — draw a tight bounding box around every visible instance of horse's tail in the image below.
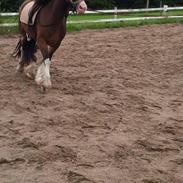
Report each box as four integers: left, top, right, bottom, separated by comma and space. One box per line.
12, 39, 22, 58
12, 37, 37, 63
22, 38, 37, 63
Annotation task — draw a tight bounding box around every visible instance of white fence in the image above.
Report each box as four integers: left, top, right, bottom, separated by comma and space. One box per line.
1, 6, 183, 27
86, 6, 183, 14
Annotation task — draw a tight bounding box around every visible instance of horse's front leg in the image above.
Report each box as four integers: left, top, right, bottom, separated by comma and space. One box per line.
35, 40, 52, 88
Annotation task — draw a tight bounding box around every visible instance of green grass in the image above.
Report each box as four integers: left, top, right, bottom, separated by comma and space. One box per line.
0, 9, 183, 34
1, 18, 183, 35
67, 18, 183, 32
0, 16, 18, 24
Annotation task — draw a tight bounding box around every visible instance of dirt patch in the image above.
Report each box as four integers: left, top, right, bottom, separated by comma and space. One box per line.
0, 24, 183, 183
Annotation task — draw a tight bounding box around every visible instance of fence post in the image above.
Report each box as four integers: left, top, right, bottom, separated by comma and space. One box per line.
160, 0, 163, 8
163, 5, 168, 17
114, 7, 118, 19
146, 0, 149, 9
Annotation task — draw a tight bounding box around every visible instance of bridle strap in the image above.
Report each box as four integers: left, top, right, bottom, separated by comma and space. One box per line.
66, 0, 85, 13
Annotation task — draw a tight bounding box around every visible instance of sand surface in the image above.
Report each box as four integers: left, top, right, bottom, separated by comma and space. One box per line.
0, 24, 183, 183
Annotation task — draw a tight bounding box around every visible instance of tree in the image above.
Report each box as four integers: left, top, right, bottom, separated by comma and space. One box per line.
0, 0, 23, 12
1, 0, 183, 12
86, 0, 115, 9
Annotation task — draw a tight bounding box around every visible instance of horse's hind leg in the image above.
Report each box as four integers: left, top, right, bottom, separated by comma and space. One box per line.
35, 39, 52, 88
24, 61, 37, 79
16, 58, 25, 73
17, 36, 37, 78
15, 38, 25, 73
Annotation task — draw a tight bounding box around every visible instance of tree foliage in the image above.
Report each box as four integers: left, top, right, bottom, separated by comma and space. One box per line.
0, 0, 183, 12
0, 0, 23, 12
108, 0, 183, 8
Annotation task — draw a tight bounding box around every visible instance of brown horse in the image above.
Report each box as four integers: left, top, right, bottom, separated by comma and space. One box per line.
13, 0, 87, 89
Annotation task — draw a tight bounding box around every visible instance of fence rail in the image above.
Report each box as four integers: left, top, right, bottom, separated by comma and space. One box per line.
86, 6, 183, 14
1, 6, 183, 16
1, 6, 183, 27
1, 16, 183, 27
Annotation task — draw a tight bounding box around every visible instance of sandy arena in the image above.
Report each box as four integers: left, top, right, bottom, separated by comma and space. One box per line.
0, 24, 183, 183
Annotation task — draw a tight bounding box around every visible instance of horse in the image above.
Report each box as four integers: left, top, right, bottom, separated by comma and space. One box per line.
13, 0, 87, 90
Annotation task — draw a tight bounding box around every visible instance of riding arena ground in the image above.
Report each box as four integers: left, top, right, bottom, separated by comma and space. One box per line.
0, 24, 183, 183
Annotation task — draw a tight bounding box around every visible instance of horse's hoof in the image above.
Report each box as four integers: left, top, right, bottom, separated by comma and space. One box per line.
41, 86, 48, 93
16, 64, 24, 73
24, 63, 37, 79
43, 80, 52, 88
35, 77, 52, 89
39, 82, 52, 93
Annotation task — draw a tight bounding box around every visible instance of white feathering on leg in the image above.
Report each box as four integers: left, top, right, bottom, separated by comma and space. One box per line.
35, 58, 52, 87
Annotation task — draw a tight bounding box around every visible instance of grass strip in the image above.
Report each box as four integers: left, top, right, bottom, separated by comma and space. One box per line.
0, 17, 183, 35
